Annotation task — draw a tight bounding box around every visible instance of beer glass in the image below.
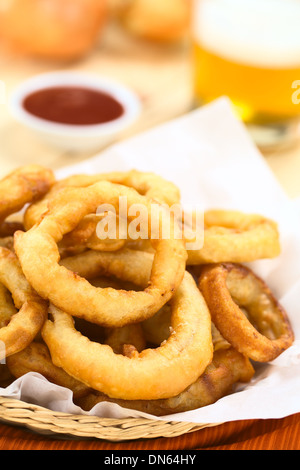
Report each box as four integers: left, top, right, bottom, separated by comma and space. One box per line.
191, 0, 300, 148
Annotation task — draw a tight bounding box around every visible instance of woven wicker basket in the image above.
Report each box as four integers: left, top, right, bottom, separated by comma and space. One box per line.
0, 396, 220, 441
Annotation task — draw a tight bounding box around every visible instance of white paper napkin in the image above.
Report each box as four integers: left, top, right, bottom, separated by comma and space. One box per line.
2, 97, 300, 424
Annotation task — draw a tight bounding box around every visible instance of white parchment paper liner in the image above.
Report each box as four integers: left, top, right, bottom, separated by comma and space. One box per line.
1, 97, 300, 424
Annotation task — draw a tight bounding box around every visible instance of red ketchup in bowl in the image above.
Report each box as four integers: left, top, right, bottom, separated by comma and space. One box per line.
23, 86, 125, 126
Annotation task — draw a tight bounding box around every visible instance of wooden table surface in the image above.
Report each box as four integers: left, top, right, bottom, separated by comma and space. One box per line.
0, 22, 300, 450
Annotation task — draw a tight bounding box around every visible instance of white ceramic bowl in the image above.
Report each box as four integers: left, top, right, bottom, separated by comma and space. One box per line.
9, 72, 141, 152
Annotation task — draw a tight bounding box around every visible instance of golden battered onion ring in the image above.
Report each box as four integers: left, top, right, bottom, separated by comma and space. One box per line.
24, 169, 180, 230
0, 237, 14, 251
75, 347, 254, 416
0, 283, 17, 329
0, 165, 55, 224
187, 210, 281, 265
15, 182, 187, 327
73, 277, 140, 345
58, 213, 127, 257
124, 209, 280, 264
142, 304, 231, 351
199, 263, 294, 362
0, 248, 48, 361
6, 342, 90, 400
75, 277, 146, 352
42, 258, 213, 400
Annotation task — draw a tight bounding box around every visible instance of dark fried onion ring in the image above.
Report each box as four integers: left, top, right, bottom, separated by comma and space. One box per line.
199, 263, 294, 362
6, 342, 90, 400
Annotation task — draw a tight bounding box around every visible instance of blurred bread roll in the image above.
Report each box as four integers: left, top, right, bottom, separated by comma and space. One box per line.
117, 0, 191, 42
0, 0, 108, 60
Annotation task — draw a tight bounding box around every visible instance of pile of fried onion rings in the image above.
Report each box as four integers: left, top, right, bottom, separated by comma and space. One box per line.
0, 165, 294, 416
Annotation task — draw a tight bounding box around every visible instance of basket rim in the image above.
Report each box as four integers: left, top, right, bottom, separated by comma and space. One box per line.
0, 395, 222, 441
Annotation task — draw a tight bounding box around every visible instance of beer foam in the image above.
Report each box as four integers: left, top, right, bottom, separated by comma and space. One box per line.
193, 0, 300, 68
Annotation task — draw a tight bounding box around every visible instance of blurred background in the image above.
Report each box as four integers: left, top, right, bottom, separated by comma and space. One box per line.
0, 0, 300, 198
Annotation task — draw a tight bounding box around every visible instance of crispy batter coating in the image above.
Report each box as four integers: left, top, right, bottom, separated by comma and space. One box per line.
76, 347, 254, 416
187, 210, 281, 265
0, 165, 55, 223
15, 182, 187, 327
0, 164, 293, 417
0, 248, 48, 361
24, 170, 181, 230
0, 283, 17, 329
199, 263, 294, 362
6, 342, 90, 400
42, 267, 213, 400
123, 210, 281, 264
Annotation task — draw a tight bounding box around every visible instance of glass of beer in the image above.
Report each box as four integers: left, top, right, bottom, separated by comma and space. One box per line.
191, 0, 300, 148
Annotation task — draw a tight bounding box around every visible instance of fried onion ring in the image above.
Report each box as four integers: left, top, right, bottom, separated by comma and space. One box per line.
75, 347, 254, 416
142, 304, 231, 351
0, 237, 14, 251
0, 283, 17, 329
187, 210, 281, 265
58, 213, 127, 257
59, 248, 168, 293
24, 169, 180, 230
0, 248, 48, 361
15, 182, 187, 327
199, 263, 294, 362
6, 342, 90, 400
123, 209, 281, 264
41, 250, 213, 400
0, 165, 55, 224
